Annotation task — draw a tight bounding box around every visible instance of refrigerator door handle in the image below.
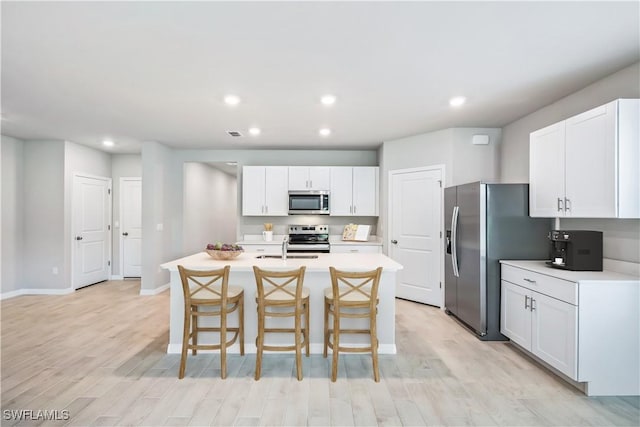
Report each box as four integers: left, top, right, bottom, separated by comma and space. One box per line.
451, 205, 460, 277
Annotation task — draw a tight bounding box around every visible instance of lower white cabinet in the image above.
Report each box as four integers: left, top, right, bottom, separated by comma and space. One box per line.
500, 261, 639, 396
501, 280, 577, 379
239, 243, 280, 254
330, 244, 381, 254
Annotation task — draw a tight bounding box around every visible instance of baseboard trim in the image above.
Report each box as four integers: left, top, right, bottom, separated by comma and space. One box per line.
110, 275, 124, 280
140, 283, 170, 296
1, 287, 75, 300
166, 342, 397, 355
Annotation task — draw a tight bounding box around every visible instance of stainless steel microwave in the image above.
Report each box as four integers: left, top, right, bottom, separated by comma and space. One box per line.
288, 191, 330, 215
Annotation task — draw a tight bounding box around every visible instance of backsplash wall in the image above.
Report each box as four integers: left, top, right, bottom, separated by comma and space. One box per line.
239, 216, 378, 239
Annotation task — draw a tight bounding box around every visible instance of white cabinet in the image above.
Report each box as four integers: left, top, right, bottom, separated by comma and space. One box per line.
330, 167, 379, 216
529, 99, 639, 218
500, 261, 640, 396
238, 243, 280, 254
288, 167, 331, 191
500, 271, 577, 379
330, 244, 382, 254
242, 166, 289, 216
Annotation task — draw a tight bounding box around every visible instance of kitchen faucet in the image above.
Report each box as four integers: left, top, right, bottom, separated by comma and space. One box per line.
282, 236, 289, 260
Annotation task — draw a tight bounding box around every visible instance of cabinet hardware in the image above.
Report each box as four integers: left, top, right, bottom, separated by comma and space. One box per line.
565, 198, 571, 212
349, 205, 353, 214
265, 205, 268, 214
525, 295, 530, 309
523, 278, 536, 284
557, 198, 564, 212
531, 298, 536, 311
122, 232, 129, 236
354, 205, 357, 214
75, 236, 83, 241
310, 180, 313, 188
350, 249, 358, 253
391, 239, 398, 244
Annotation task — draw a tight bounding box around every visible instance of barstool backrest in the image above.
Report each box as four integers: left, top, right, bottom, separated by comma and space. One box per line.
253, 266, 307, 304
329, 267, 383, 309
178, 265, 231, 304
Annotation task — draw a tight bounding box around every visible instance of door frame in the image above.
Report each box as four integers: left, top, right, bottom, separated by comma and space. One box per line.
119, 177, 142, 279
71, 173, 112, 289
387, 164, 445, 308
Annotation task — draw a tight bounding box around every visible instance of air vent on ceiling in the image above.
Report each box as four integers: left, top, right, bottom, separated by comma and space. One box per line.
226, 130, 243, 137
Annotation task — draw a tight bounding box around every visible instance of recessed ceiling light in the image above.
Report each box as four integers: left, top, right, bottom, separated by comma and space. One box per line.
319, 128, 331, 137
102, 139, 114, 147
248, 127, 261, 136
224, 94, 241, 106
321, 94, 337, 106
226, 162, 238, 166
449, 96, 466, 107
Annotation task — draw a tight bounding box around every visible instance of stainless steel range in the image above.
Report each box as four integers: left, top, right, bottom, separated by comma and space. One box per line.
287, 225, 330, 253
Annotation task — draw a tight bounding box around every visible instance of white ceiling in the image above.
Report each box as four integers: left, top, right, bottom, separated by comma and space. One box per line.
1, 1, 639, 153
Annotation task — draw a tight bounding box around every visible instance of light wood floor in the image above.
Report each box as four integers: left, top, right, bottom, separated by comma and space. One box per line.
1, 280, 638, 426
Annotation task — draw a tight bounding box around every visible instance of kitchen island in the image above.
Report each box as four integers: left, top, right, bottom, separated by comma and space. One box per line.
160, 252, 403, 354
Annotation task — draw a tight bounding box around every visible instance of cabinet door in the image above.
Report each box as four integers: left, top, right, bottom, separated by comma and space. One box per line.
529, 122, 566, 217
288, 167, 309, 191
500, 281, 532, 349
264, 166, 289, 216
352, 167, 378, 216
240, 243, 280, 254
331, 245, 381, 254
565, 101, 617, 217
308, 167, 331, 190
330, 167, 354, 216
242, 166, 265, 216
531, 292, 578, 380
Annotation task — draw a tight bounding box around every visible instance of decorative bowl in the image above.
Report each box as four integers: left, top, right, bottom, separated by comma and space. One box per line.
205, 249, 243, 260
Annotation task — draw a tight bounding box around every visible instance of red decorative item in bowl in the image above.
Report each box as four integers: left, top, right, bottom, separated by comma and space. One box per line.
205, 243, 244, 260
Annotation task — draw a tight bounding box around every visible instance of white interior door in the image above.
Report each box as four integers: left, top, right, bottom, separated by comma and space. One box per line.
121, 177, 142, 277
73, 174, 111, 289
389, 167, 443, 306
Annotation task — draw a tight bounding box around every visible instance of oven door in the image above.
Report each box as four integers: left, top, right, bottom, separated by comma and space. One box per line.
288, 191, 330, 215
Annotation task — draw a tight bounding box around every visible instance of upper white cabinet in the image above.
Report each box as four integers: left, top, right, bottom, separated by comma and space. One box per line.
330, 167, 379, 216
530, 99, 639, 218
288, 167, 331, 191
242, 166, 289, 216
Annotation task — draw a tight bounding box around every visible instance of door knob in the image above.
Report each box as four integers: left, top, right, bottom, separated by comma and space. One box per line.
75, 236, 83, 241
391, 239, 398, 244
122, 232, 129, 236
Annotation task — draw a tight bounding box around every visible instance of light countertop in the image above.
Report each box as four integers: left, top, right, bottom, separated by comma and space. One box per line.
500, 260, 639, 282
161, 251, 403, 272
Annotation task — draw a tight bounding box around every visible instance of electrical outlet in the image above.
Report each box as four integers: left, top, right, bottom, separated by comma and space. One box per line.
156, 223, 164, 231
52, 267, 59, 275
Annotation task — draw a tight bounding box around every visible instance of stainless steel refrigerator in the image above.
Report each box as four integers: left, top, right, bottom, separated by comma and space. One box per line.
444, 182, 552, 340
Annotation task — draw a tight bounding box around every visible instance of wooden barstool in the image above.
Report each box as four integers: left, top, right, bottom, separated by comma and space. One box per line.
252, 266, 309, 381
177, 265, 244, 379
323, 266, 383, 382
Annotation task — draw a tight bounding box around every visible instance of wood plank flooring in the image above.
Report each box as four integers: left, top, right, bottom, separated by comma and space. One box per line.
1, 279, 638, 426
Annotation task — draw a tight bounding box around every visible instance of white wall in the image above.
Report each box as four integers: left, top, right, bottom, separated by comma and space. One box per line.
22, 140, 66, 289
183, 163, 237, 254
111, 154, 142, 276
499, 62, 640, 263
1, 136, 24, 294
378, 127, 502, 246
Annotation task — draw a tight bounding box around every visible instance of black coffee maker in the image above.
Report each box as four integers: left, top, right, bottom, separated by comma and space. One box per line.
547, 230, 603, 271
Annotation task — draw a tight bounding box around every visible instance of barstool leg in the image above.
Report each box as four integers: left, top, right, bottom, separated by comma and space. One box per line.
179, 306, 191, 379
305, 300, 310, 357
295, 305, 303, 381
255, 305, 264, 381
370, 315, 379, 382
221, 311, 227, 380
239, 296, 245, 356
331, 311, 340, 382
323, 300, 329, 358
192, 306, 198, 355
